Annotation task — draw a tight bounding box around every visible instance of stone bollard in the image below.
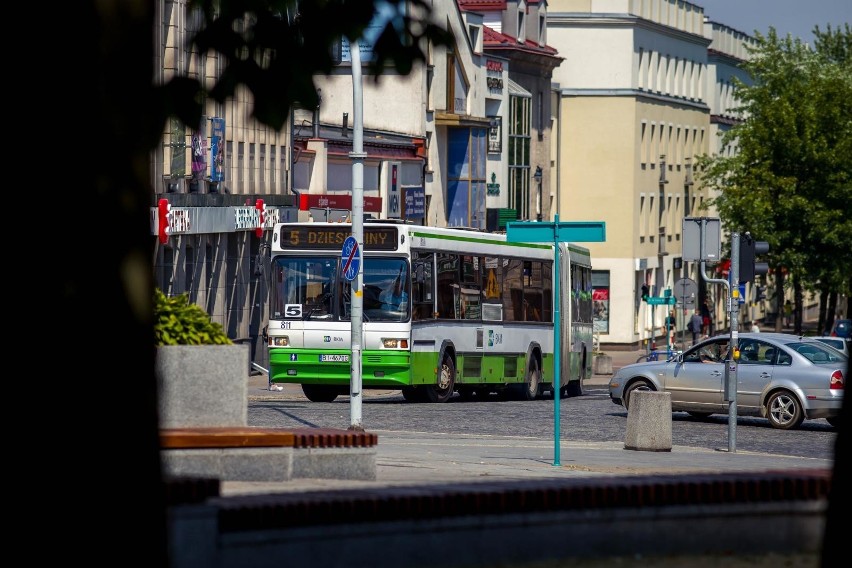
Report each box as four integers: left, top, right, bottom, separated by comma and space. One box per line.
624, 390, 672, 452
593, 354, 613, 375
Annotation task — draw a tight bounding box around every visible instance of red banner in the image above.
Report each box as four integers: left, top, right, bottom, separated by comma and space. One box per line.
299, 193, 383, 213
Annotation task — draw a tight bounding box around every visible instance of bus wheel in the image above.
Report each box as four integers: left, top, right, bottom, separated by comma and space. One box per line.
401, 386, 425, 403
521, 359, 541, 401
565, 363, 585, 398
427, 353, 455, 403
301, 384, 341, 403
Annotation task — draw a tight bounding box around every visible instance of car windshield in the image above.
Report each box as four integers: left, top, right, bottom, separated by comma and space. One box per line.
787, 341, 847, 364
814, 338, 846, 351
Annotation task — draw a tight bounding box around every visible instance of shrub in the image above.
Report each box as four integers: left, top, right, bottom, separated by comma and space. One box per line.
154, 289, 232, 346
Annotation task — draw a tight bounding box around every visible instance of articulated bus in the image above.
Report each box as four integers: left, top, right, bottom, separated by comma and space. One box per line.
266, 221, 593, 402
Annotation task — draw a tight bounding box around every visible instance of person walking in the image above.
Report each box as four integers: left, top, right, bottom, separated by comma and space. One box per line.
783, 300, 793, 328
750, 321, 760, 333
688, 309, 703, 345
701, 299, 713, 335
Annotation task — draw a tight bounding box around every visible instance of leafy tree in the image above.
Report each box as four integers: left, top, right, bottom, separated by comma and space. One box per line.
697, 26, 852, 334
62, 2, 450, 563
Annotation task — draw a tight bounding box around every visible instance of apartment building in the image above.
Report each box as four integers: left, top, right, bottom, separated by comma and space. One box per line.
547, 0, 753, 348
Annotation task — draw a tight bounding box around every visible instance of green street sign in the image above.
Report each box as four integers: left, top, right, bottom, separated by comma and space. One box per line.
647, 296, 676, 305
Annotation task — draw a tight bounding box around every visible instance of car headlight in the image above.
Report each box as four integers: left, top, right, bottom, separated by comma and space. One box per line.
269, 336, 290, 347
381, 338, 409, 349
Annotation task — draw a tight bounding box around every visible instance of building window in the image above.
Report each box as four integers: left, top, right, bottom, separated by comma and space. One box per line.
446, 128, 487, 229
508, 94, 531, 219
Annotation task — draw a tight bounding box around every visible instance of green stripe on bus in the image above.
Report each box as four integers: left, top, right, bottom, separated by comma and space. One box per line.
410, 231, 552, 251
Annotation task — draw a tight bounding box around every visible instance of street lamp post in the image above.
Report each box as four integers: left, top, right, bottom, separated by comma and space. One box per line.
534, 165, 543, 221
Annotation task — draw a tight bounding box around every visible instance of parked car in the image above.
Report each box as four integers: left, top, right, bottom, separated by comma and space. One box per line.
812, 336, 850, 357
830, 318, 851, 339
609, 333, 845, 430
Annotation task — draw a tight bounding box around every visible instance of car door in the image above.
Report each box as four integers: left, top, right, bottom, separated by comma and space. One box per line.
667, 337, 728, 411
735, 338, 774, 413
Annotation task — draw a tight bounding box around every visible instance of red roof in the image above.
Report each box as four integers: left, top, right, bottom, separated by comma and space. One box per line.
483, 25, 559, 56
457, 0, 508, 11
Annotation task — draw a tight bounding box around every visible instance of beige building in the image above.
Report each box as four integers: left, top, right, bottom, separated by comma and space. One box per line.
547, 0, 753, 348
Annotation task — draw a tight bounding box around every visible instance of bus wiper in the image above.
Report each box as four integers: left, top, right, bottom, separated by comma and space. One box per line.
304, 292, 332, 319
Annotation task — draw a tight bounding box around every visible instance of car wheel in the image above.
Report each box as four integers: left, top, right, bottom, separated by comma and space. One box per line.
426, 352, 455, 403
301, 384, 341, 403
623, 379, 654, 411
826, 416, 841, 429
766, 390, 804, 430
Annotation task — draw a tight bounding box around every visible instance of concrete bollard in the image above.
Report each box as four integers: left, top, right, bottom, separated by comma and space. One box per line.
624, 390, 672, 452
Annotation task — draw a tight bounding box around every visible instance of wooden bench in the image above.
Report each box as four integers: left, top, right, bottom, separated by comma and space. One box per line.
160, 427, 378, 482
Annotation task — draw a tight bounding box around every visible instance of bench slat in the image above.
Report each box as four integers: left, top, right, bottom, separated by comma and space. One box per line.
160, 427, 378, 449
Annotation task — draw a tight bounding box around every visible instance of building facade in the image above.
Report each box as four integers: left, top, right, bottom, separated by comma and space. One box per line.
547, 0, 753, 349
151, 0, 756, 360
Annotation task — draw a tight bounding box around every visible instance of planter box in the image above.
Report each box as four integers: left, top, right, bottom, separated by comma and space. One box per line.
593, 354, 613, 375
157, 344, 249, 428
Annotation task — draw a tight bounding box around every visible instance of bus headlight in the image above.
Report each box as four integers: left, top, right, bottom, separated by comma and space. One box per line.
381, 338, 408, 349
270, 336, 290, 347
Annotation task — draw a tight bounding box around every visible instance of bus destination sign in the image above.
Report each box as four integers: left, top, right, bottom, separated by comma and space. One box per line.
279, 226, 398, 251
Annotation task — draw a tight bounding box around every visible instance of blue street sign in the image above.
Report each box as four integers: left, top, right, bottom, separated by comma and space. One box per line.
738, 283, 746, 304
341, 236, 360, 282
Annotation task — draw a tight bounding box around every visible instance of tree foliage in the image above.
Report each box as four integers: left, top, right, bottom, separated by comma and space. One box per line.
67, 2, 452, 563
163, 0, 455, 131
696, 25, 852, 328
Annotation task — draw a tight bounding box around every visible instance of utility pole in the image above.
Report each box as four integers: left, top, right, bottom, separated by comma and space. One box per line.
349, 40, 366, 431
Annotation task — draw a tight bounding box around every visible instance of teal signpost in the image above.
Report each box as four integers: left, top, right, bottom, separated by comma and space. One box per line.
647, 296, 676, 306
507, 218, 606, 466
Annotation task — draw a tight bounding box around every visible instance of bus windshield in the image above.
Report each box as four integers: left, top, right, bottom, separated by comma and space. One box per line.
271, 255, 410, 322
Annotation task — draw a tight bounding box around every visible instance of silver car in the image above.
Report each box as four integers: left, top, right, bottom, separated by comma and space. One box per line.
609, 333, 846, 430
812, 336, 850, 357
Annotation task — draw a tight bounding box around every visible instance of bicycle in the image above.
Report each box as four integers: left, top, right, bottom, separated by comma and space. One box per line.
636, 347, 679, 363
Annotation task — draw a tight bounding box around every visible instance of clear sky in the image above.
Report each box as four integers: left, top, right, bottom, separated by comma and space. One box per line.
699, 0, 851, 45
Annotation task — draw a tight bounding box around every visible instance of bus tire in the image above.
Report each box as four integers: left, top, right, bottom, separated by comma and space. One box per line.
521, 358, 541, 401
401, 386, 425, 403
301, 384, 341, 403
565, 353, 585, 397
426, 352, 455, 403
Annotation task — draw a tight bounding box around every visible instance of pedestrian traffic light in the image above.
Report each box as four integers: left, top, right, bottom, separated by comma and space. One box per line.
641, 284, 650, 302
738, 233, 769, 283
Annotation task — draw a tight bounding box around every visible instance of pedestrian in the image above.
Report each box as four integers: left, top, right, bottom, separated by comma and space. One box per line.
750, 321, 760, 333
665, 310, 677, 346
701, 299, 713, 335
783, 300, 793, 327
687, 309, 703, 345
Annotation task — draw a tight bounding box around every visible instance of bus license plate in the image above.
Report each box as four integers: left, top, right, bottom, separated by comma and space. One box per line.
319, 354, 349, 362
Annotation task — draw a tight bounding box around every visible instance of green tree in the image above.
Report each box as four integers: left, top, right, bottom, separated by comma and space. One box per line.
61, 2, 450, 564
697, 26, 852, 334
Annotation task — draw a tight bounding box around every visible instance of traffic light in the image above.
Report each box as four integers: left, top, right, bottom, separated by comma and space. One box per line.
738, 233, 769, 283
641, 284, 650, 302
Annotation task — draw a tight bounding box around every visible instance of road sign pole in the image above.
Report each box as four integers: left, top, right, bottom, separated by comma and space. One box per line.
349, 41, 366, 431
506, 220, 606, 467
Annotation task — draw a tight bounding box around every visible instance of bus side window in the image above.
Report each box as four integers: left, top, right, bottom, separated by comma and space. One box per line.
412, 252, 434, 321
